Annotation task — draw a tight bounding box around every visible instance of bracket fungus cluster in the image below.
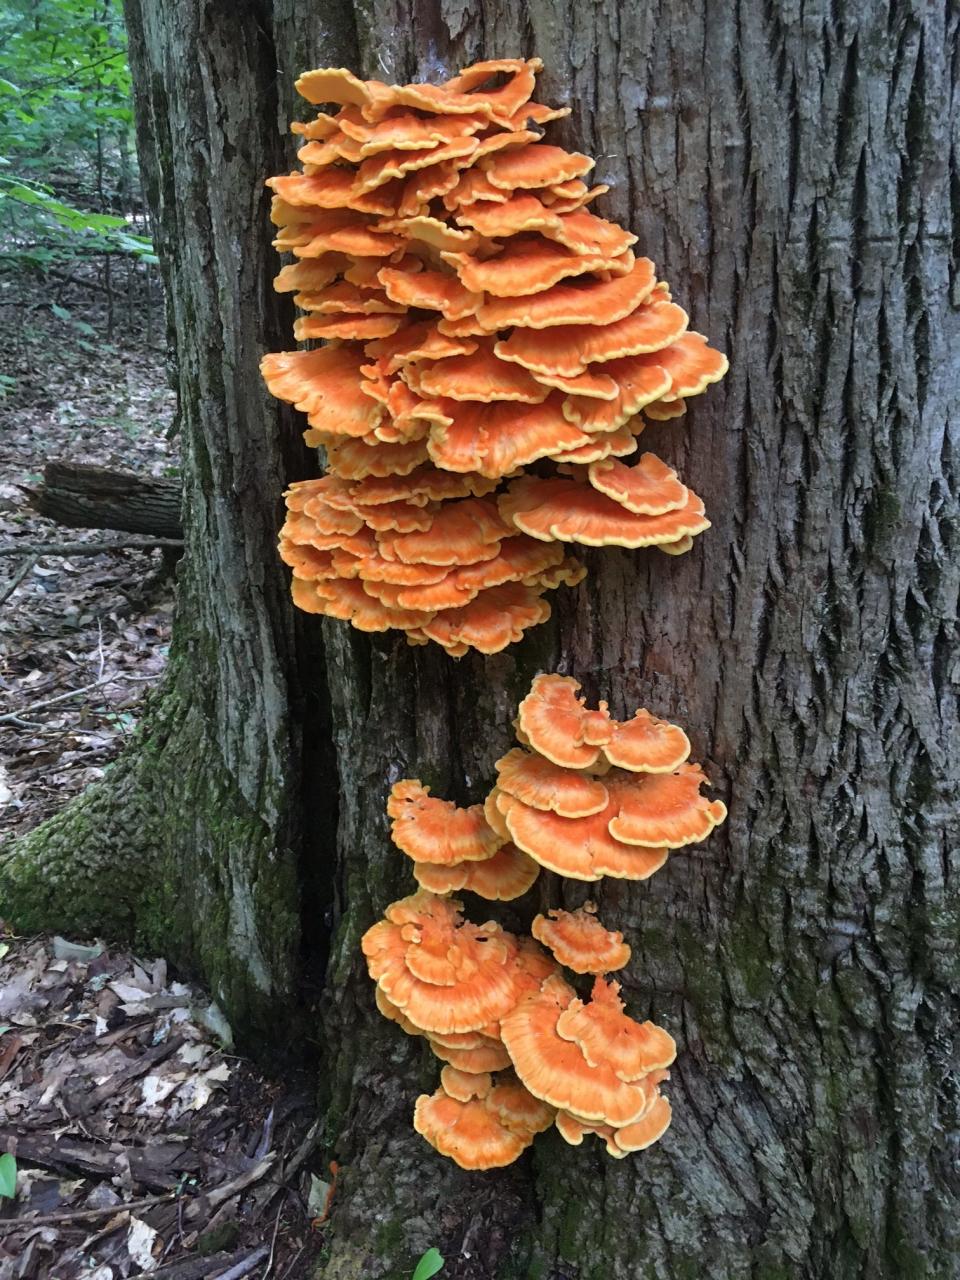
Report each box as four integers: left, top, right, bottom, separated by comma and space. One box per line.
491, 673, 728, 881
264, 58, 727, 653
361, 672, 727, 1167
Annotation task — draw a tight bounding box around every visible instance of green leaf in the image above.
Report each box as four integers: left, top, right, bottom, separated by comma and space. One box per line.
411, 1248, 444, 1280
50, 303, 71, 322
0, 1154, 16, 1200
0, 942, 9, 961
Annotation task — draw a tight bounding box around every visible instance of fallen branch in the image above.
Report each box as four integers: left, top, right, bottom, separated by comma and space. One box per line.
22, 460, 182, 538
0, 537, 183, 557
0, 556, 37, 607
184, 1154, 277, 1222
0, 1192, 175, 1231
127, 1244, 269, 1280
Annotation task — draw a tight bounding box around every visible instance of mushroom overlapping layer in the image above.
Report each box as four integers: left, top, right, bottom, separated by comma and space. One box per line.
500, 973, 675, 1156
491, 674, 726, 881
531, 902, 631, 974
386, 778, 541, 900
414, 1066, 555, 1169
264, 58, 727, 652
365, 673, 726, 1165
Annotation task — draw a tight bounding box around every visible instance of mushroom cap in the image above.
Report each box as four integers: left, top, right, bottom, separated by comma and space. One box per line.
609, 1093, 672, 1153
387, 779, 503, 865
443, 237, 633, 298
486, 1077, 556, 1135
494, 748, 610, 818
603, 708, 692, 773
455, 192, 563, 237
587, 453, 688, 516
494, 299, 688, 377
542, 209, 637, 258
379, 264, 482, 318
427, 1037, 513, 1073
605, 763, 728, 848
323, 436, 431, 479
261, 347, 382, 438
413, 841, 541, 901
293, 312, 403, 341
415, 583, 552, 656
366, 321, 479, 372
531, 903, 631, 974
499, 475, 710, 550
427, 394, 591, 477
551, 424, 640, 465
377, 498, 510, 566
642, 331, 728, 399
515, 673, 613, 769
293, 577, 432, 630
477, 256, 657, 331
412, 344, 550, 404
554, 977, 676, 1080
498, 788, 668, 882
560, 356, 673, 431
381, 538, 565, 614
499, 974, 658, 1126
554, 1109, 622, 1156
480, 142, 594, 190
361, 891, 522, 1034
440, 1065, 493, 1101
413, 1087, 531, 1169
644, 397, 687, 421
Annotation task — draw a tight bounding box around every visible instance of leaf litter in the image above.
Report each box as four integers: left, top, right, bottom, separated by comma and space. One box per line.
0, 933, 324, 1279
0, 290, 176, 843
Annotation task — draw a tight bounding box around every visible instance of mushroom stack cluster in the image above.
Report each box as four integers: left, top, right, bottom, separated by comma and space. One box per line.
488, 672, 728, 881
263, 58, 728, 653
361, 671, 727, 1168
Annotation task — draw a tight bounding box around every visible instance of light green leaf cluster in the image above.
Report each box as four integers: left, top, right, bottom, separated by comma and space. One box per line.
0, 0, 154, 269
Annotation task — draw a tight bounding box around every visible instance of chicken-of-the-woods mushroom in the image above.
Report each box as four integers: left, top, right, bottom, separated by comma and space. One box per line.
263, 58, 727, 652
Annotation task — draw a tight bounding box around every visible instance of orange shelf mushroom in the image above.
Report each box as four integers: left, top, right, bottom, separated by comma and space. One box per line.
414, 1067, 554, 1169
496, 676, 725, 881
499, 973, 672, 1124
264, 58, 727, 652
365, 673, 724, 1164
531, 902, 631, 974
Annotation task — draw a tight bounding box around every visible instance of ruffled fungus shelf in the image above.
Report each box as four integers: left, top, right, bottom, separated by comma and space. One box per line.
263, 58, 727, 654
361, 672, 727, 1167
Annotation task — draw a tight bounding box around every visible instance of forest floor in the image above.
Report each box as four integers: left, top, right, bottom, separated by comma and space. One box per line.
0, 282, 326, 1278
0, 277, 177, 842
0, 931, 326, 1279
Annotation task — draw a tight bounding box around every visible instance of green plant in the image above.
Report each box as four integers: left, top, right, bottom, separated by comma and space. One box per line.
0, 1153, 17, 1200
411, 1248, 444, 1280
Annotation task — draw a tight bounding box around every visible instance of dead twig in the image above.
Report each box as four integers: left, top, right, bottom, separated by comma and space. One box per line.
184, 1154, 277, 1223
260, 1197, 284, 1280
127, 1244, 268, 1280
0, 1192, 176, 1231
0, 555, 37, 607
0, 537, 183, 557
216, 1245, 271, 1280
0, 670, 163, 724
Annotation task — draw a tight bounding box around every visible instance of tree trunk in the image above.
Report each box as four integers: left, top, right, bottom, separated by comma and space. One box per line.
2, 1, 957, 1277
24, 461, 182, 538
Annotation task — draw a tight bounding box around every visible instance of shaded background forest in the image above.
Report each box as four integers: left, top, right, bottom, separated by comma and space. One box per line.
1, 0, 175, 837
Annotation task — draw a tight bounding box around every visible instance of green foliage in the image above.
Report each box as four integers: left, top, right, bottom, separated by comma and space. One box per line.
0, 0, 153, 270
0, 1153, 16, 1200
412, 1248, 444, 1280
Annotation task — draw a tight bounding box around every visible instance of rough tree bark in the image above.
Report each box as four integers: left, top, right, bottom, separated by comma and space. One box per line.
2, 1, 957, 1277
